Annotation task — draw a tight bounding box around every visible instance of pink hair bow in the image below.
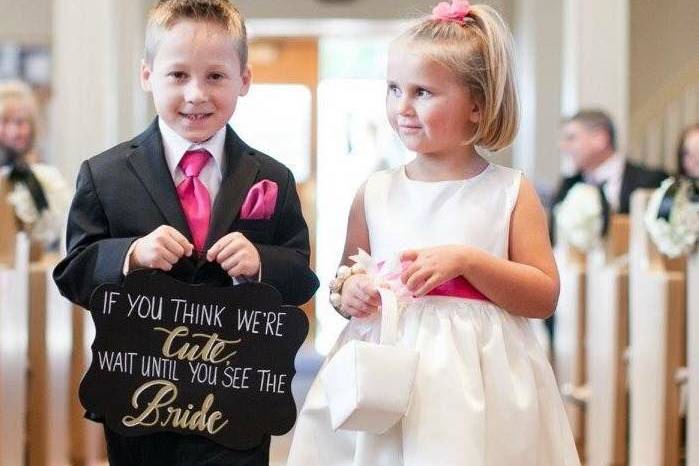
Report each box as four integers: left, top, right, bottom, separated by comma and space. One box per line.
431, 0, 471, 22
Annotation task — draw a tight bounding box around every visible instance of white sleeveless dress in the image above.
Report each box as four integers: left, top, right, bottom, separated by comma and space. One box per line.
287, 164, 580, 466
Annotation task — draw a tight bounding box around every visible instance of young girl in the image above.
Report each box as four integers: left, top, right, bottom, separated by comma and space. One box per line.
288, 1, 580, 465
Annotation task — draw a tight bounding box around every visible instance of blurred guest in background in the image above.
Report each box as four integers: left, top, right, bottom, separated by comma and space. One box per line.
0, 80, 70, 250
677, 123, 699, 181
552, 109, 667, 216
0, 80, 42, 164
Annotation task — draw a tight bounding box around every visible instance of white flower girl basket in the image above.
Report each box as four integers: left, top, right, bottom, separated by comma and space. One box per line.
321, 286, 419, 434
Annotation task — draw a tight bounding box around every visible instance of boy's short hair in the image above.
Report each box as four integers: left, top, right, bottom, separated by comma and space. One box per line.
565, 109, 617, 151
145, 0, 248, 69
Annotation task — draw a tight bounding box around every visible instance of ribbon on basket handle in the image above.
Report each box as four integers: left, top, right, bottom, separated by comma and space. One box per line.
349, 249, 413, 345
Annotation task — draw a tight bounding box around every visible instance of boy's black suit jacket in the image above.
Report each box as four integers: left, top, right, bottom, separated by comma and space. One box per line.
53, 118, 319, 309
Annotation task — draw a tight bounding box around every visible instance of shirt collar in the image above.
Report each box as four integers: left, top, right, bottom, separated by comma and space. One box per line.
158, 119, 226, 177
584, 152, 625, 185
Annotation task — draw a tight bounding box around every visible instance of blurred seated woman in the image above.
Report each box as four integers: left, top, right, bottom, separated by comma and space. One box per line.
677, 123, 699, 182
643, 123, 699, 259
0, 80, 70, 252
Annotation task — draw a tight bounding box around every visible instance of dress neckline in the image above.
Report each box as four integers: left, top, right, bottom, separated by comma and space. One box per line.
400, 162, 493, 185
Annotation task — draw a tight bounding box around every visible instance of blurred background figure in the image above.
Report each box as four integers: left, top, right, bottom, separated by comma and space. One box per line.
0, 79, 70, 251
677, 123, 699, 181
552, 109, 667, 217
0, 80, 41, 164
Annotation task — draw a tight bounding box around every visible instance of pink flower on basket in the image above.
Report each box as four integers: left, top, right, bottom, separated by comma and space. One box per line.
240, 179, 278, 220
349, 249, 414, 304
432, 0, 471, 22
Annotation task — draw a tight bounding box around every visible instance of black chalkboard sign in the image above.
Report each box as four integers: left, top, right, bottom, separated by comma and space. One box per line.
81, 269, 309, 450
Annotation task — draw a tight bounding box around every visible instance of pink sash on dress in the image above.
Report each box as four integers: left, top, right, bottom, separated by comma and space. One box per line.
426, 276, 490, 301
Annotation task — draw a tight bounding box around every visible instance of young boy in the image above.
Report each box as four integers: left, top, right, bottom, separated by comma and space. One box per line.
53, 1, 319, 464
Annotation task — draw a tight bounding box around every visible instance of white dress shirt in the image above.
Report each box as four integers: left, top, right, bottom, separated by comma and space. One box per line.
583, 152, 625, 212
159, 118, 225, 202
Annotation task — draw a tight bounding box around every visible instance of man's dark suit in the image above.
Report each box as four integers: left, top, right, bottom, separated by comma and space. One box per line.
551, 159, 668, 217
53, 119, 319, 465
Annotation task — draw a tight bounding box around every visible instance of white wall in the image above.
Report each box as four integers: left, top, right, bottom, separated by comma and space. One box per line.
141, 0, 512, 21
0, 0, 52, 44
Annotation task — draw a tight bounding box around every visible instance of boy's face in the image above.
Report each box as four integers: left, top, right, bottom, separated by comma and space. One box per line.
141, 19, 251, 143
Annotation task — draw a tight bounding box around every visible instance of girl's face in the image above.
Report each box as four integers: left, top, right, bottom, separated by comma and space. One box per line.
0, 100, 34, 154
682, 129, 699, 178
386, 45, 480, 157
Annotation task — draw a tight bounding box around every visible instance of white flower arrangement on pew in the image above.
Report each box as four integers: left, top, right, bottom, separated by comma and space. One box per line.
7, 164, 72, 247
554, 182, 605, 252
644, 177, 699, 258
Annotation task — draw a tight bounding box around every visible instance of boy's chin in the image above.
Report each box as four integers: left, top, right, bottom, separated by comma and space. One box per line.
174, 124, 223, 143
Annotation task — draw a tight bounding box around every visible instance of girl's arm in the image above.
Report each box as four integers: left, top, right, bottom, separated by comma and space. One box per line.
340, 183, 371, 265
402, 177, 559, 319
336, 183, 380, 318
462, 178, 559, 318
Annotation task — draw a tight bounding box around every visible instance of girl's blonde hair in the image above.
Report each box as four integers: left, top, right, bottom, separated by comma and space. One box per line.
0, 80, 40, 153
145, 0, 248, 69
396, 4, 519, 151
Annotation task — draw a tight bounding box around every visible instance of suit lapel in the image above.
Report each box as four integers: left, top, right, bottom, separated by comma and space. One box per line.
126, 119, 192, 240
206, 126, 260, 249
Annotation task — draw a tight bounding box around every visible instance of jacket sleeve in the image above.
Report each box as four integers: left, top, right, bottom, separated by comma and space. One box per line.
255, 170, 319, 305
52, 161, 138, 309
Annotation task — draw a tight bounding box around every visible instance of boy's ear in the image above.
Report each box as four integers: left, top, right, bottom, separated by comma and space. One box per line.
140, 59, 153, 92
239, 65, 252, 97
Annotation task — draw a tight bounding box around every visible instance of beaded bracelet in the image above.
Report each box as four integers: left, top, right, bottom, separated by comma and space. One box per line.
328, 262, 366, 317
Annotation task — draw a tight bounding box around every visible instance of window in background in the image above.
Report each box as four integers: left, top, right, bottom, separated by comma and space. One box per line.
315, 37, 411, 354
230, 83, 312, 183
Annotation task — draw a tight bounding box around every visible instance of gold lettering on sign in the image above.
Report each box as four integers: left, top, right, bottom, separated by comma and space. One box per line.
122, 380, 229, 434
154, 326, 241, 363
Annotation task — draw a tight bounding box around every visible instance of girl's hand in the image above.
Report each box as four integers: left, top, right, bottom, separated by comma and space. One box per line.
341, 273, 380, 318
400, 246, 469, 296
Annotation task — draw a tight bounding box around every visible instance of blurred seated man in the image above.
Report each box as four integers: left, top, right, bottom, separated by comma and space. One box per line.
552, 109, 667, 218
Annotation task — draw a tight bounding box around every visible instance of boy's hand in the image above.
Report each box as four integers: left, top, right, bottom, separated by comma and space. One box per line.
207, 232, 261, 279
131, 225, 193, 271
400, 246, 469, 296
341, 273, 380, 318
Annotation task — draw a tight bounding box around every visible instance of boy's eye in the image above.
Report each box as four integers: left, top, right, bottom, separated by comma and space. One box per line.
209, 73, 225, 81
387, 84, 401, 96
168, 72, 187, 80
416, 88, 432, 97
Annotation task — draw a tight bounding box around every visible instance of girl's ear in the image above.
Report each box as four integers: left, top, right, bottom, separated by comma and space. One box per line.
469, 101, 482, 124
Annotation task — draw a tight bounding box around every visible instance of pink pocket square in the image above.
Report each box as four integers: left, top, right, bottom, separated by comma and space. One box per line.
240, 179, 278, 220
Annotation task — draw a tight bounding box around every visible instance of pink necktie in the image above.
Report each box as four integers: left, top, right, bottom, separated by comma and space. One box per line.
177, 149, 212, 252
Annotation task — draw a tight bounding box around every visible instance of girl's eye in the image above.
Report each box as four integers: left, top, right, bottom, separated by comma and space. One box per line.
416, 88, 431, 97
388, 84, 401, 96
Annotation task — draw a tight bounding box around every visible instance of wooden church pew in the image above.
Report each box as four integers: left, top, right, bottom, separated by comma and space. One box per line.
584, 215, 630, 466
628, 190, 686, 466
26, 254, 72, 466
0, 176, 31, 465
686, 251, 698, 466
70, 307, 108, 466
554, 244, 587, 458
